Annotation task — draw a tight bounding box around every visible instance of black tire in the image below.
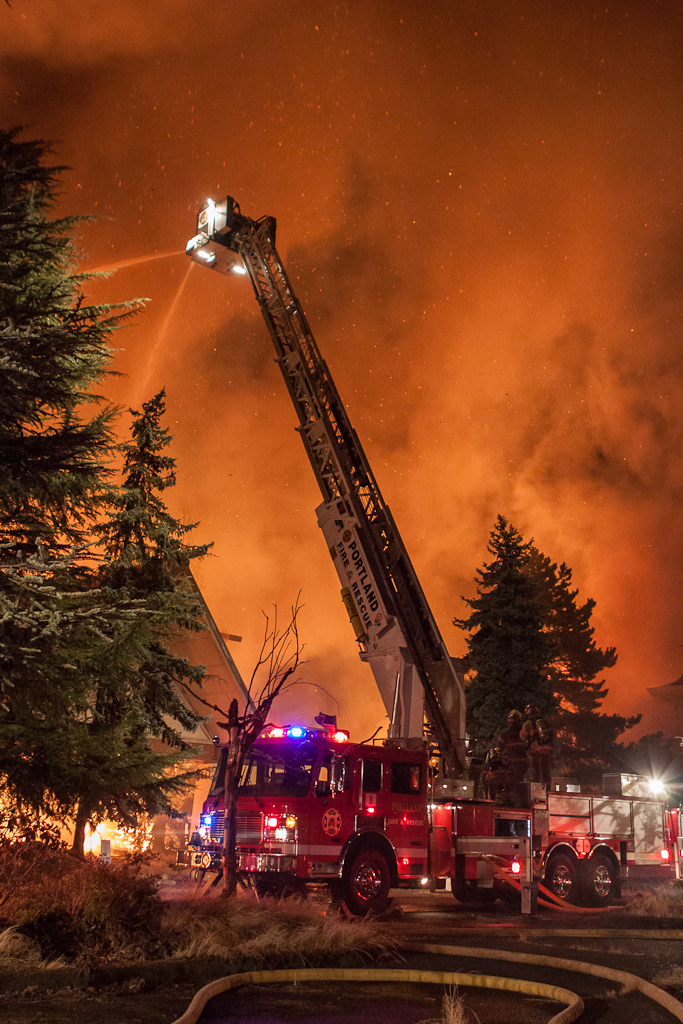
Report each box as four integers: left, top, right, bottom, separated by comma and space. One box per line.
545, 852, 581, 905
342, 848, 392, 916
582, 854, 616, 907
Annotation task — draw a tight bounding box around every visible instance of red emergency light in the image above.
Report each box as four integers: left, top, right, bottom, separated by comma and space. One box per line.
366, 806, 376, 815
660, 848, 671, 861
331, 729, 350, 742
263, 725, 310, 739
266, 816, 279, 828
510, 859, 522, 875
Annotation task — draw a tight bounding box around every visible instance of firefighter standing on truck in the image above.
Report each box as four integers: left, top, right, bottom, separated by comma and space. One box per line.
496, 709, 527, 805
521, 704, 553, 787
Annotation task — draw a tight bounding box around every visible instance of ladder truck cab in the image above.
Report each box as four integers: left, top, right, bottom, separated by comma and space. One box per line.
186, 195, 679, 913
193, 723, 433, 915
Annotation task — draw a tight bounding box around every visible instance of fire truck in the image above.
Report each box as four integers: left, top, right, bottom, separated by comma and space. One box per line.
185, 197, 679, 913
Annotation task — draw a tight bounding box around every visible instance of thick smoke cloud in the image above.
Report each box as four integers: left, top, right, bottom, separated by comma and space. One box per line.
2, 0, 681, 740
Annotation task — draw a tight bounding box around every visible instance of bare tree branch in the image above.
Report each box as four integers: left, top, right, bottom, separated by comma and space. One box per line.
208, 594, 304, 898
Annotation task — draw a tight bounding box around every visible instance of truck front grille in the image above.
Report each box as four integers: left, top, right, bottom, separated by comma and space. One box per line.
208, 811, 263, 845
237, 810, 263, 844
208, 812, 224, 844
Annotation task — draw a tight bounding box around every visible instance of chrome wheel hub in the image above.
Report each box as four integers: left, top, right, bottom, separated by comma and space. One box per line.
355, 863, 382, 901
551, 864, 573, 899
592, 864, 612, 898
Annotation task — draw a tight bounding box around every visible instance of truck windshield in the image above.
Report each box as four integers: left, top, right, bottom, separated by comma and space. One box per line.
207, 742, 318, 799
238, 743, 316, 798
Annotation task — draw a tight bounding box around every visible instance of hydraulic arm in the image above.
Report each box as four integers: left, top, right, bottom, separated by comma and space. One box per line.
187, 196, 467, 776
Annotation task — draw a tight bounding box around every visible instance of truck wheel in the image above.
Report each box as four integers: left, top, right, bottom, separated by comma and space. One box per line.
343, 848, 391, 917
545, 853, 580, 904
582, 854, 616, 907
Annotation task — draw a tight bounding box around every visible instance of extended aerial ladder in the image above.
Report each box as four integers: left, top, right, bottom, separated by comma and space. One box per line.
186, 196, 467, 778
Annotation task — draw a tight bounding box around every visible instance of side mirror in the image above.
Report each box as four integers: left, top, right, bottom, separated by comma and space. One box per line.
331, 756, 346, 794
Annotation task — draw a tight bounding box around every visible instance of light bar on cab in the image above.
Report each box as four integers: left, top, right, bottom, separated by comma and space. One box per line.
263, 725, 308, 739
262, 724, 350, 742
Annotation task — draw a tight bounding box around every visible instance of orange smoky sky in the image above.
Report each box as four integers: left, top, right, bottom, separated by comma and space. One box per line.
2, 1, 682, 742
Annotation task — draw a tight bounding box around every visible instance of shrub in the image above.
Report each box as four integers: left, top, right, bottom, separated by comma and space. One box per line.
1, 853, 163, 962
627, 880, 683, 918
0, 813, 65, 906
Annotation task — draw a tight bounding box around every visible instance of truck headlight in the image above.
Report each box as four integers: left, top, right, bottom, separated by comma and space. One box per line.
264, 813, 298, 841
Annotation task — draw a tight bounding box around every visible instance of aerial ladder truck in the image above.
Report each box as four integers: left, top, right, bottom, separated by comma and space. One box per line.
186, 196, 467, 783
185, 197, 677, 914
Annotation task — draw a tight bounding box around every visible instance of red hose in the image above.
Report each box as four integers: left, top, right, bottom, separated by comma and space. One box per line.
482, 855, 618, 913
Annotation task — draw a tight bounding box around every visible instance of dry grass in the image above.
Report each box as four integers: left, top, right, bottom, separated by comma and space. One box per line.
625, 881, 683, 918
0, 849, 393, 972
416, 986, 479, 1024
0, 891, 392, 973
0, 927, 67, 973
163, 889, 395, 966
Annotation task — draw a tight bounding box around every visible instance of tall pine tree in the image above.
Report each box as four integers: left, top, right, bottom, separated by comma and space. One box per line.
0, 127, 143, 819
528, 547, 638, 784
453, 516, 554, 750
65, 391, 212, 857
0, 128, 129, 550
454, 515, 635, 783
0, 130, 210, 849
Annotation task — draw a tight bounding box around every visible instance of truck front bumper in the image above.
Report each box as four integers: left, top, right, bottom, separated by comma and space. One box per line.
188, 847, 298, 875
238, 852, 297, 873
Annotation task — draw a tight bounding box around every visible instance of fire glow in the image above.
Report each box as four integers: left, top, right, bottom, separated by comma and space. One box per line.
4, 3, 681, 744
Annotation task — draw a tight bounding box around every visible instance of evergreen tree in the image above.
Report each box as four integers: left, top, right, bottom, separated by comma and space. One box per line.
454, 515, 635, 784
0, 128, 132, 551
0, 127, 142, 817
65, 390, 212, 857
0, 131, 208, 851
453, 516, 554, 750
528, 547, 638, 784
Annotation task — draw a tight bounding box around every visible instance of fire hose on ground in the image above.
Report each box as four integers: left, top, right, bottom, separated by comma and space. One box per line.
170, 943, 683, 1024
406, 944, 683, 1022
169, 966, 584, 1024
172, 861, 683, 1023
